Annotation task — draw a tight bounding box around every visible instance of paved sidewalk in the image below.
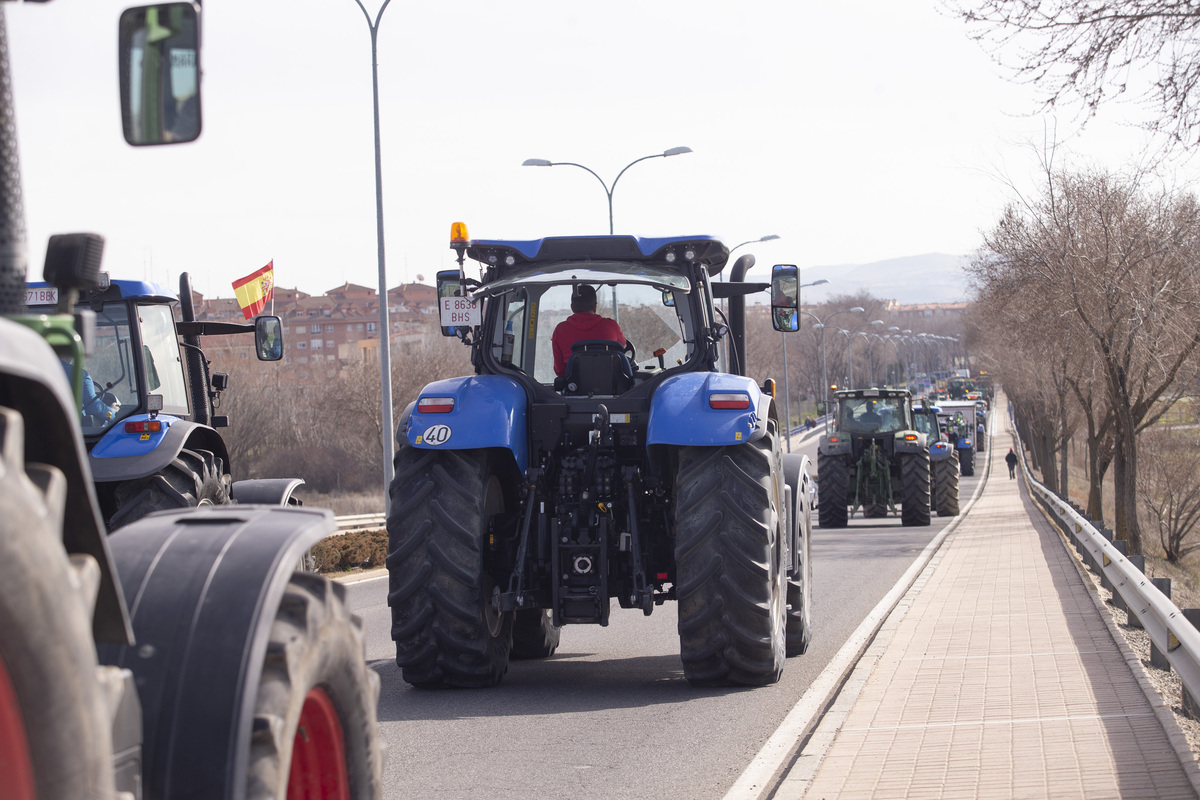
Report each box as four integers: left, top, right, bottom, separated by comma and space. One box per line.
781, 412, 1200, 799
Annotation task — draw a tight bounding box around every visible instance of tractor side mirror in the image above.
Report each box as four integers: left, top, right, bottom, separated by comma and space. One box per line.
437, 269, 479, 337
771, 264, 799, 332
119, 3, 201, 146
255, 315, 284, 361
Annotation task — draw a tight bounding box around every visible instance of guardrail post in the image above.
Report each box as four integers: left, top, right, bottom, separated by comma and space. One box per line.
1114, 554, 1144, 621
1183, 609, 1200, 720
1149, 578, 1172, 669
1102, 538, 1125, 594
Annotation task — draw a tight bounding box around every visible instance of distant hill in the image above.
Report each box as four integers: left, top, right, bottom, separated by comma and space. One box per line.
747, 253, 972, 305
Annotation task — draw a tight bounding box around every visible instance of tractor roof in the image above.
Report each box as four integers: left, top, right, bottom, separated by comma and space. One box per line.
26, 278, 176, 307
836, 388, 912, 400
462, 234, 730, 277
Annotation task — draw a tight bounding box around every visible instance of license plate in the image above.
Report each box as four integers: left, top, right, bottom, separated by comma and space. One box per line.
25, 286, 58, 306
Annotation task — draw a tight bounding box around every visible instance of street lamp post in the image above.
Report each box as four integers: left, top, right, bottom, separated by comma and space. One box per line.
351, 0, 398, 492
522, 147, 693, 234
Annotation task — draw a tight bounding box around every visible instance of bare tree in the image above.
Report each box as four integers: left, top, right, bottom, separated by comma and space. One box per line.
1138, 426, 1200, 561
970, 163, 1200, 552
954, 1, 1200, 146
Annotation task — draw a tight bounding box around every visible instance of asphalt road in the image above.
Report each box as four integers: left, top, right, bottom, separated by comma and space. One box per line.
343, 432, 984, 799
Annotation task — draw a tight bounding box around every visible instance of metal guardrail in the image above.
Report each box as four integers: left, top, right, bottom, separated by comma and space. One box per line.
1018, 439, 1200, 712
334, 513, 386, 532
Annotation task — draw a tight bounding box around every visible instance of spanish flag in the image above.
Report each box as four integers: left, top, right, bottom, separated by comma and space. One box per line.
232, 261, 274, 320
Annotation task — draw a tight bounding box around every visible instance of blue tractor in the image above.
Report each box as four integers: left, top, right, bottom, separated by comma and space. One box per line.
27, 265, 302, 530
386, 226, 814, 687
913, 400, 961, 516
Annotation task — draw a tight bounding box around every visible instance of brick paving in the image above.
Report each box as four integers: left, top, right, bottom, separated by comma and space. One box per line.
785, 410, 1200, 799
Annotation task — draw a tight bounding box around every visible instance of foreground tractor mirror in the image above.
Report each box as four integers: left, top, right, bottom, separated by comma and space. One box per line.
771, 264, 799, 332
119, 3, 201, 146
255, 316, 284, 361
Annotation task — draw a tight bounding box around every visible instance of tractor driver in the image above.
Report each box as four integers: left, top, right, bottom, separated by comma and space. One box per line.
858, 404, 882, 427
60, 359, 120, 421
551, 284, 626, 377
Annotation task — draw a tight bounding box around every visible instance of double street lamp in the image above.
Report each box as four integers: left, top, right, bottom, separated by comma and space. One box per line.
522, 147, 693, 234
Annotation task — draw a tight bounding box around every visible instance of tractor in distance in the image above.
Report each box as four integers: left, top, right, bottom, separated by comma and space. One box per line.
816, 387, 932, 528
1, 4, 382, 796
27, 257, 302, 530
386, 226, 815, 688
936, 400, 980, 476
913, 399, 961, 517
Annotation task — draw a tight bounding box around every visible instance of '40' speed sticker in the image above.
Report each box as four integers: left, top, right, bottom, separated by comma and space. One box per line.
420, 424, 452, 446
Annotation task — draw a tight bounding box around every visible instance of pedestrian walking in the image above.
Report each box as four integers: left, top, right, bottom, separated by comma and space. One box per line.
1005, 448, 1018, 479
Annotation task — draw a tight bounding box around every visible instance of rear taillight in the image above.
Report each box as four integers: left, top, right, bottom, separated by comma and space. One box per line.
124, 420, 162, 434
418, 396, 455, 413
709, 392, 750, 410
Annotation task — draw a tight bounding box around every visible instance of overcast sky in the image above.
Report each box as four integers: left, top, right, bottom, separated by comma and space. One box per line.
9, 0, 1193, 302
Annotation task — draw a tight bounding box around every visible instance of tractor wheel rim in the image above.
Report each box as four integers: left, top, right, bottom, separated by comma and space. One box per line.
287, 687, 350, 800
0, 655, 36, 800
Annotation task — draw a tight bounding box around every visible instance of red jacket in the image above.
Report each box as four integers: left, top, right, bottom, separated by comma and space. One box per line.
552, 313, 626, 376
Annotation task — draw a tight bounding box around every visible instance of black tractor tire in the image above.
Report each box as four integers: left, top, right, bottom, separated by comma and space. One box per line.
674, 431, 787, 686
387, 446, 513, 688
934, 454, 961, 517
107, 446, 230, 531
899, 451, 932, 527
0, 406, 116, 799
246, 572, 383, 799
817, 451, 849, 528
786, 476, 813, 656
511, 608, 561, 660
960, 447, 976, 477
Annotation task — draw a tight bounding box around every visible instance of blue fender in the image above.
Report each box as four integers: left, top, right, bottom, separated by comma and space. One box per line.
646, 372, 767, 446
403, 375, 529, 473
929, 440, 954, 462
89, 416, 231, 483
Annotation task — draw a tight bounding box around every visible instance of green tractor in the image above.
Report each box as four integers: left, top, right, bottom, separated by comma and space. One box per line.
817, 388, 931, 527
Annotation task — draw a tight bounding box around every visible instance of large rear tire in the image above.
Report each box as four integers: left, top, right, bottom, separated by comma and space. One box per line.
387, 446, 513, 688
246, 572, 383, 799
899, 451, 932, 527
674, 430, 786, 686
817, 452, 849, 528
0, 406, 115, 800
107, 446, 230, 531
511, 609, 561, 660
934, 453, 961, 517
960, 447, 976, 477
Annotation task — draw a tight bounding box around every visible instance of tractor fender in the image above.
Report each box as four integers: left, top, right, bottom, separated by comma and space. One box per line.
0, 319, 132, 644
929, 440, 955, 462
646, 372, 768, 446
893, 430, 927, 455
403, 375, 529, 473
89, 416, 232, 484
231, 477, 306, 505
955, 436, 974, 451
96, 505, 336, 799
818, 433, 852, 457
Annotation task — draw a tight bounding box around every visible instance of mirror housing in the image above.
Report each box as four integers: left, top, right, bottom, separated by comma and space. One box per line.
119, 3, 201, 146
771, 264, 800, 332
255, 316, 284, 361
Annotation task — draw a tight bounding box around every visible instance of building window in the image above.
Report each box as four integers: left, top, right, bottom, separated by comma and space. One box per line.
311, 339, 323, 350
310, 323, 322, 334
367, 322, 377, 333
357, 323, 364, 331
325, 324, 334, 332
296, 341, 307, 350
326, 340, 335, 348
